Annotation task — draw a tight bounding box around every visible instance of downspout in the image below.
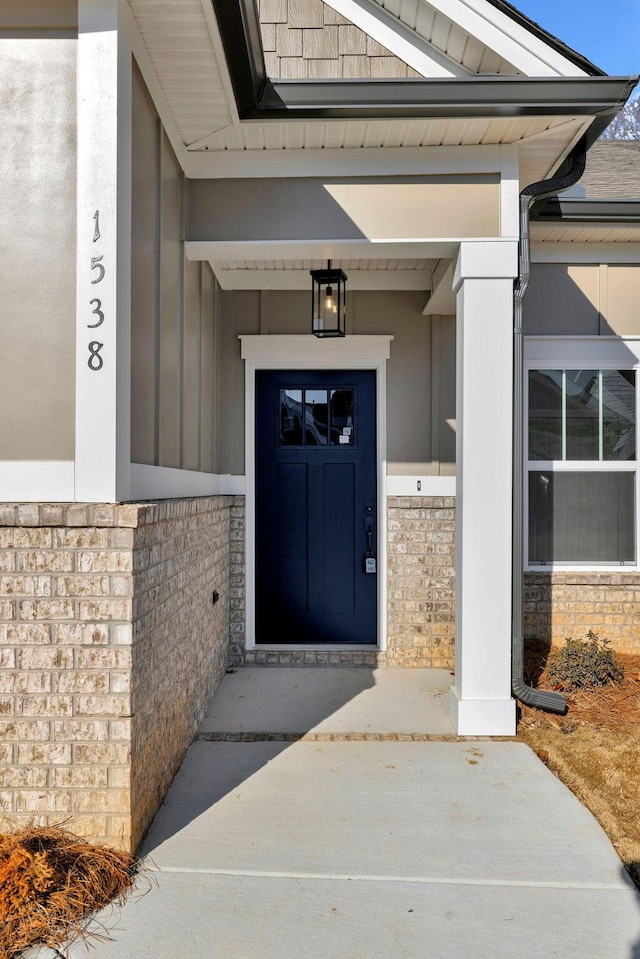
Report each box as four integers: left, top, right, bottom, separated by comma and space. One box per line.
512, 140, 587, 713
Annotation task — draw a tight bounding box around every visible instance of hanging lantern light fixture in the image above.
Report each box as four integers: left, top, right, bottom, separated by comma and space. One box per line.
310, 260, 347, 338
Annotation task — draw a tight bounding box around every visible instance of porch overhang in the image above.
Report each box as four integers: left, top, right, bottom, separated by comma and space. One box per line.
211, 0, 636, 143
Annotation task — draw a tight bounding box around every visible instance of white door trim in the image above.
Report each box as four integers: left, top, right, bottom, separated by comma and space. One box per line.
240, 335, 393, 651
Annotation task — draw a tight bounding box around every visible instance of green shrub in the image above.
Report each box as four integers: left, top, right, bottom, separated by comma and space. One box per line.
548, 631, 624, 691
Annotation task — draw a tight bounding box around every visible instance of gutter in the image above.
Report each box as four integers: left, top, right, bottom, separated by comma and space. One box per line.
534, 198, 640, 222
511, 140, 587, 714
211, 1, 637, 139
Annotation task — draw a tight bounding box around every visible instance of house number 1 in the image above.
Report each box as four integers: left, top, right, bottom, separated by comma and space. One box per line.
88, 211, 105, 371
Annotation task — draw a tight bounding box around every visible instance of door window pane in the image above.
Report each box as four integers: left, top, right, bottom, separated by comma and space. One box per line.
529, 471, 635, 564
602, 370, 636, 461
280, 390, 303, 445
529, 370, 562, 460
330, 389, 354, 445
304, 390, 328, 445
565, 369, 599, 460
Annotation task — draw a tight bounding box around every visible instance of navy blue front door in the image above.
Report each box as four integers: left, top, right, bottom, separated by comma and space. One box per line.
256, 370, 377, 645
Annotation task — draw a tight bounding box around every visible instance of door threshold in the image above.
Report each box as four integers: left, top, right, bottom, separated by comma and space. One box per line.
252, 644, 380, 652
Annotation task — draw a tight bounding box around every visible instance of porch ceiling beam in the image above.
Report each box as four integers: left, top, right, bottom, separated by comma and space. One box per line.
210, 268, 432, 292
186, 239, 460, 261
422, 259, 455, 314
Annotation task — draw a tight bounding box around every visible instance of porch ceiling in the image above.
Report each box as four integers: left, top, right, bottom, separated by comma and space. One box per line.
208, 257, 440, 291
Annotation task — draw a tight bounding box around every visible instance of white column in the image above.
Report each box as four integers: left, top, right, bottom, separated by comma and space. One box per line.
450, 240, 519, 736
75, 0, 131, 502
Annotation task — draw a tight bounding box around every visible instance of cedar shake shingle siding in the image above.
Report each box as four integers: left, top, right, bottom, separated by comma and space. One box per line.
258, 0, 421, 79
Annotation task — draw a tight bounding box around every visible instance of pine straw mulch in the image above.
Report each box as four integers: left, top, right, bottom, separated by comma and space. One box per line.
517, 643, 640, 888
0, 822, 140, 959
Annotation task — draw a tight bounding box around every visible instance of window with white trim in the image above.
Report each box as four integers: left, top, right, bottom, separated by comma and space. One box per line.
527, 364, 637, 567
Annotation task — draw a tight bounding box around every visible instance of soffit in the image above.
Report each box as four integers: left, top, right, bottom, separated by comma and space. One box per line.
214, 257, 437, 270
197, 113, 573, 151
127, 0, 235, 145
531, 224, 640, 244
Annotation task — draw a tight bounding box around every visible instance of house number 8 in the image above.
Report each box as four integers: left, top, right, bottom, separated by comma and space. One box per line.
88, 341, 104, 371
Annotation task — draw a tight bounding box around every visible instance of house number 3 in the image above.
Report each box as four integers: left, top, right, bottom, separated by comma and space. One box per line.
88, 211, 105, 371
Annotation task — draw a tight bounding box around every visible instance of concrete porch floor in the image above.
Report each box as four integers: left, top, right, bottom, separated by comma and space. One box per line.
199, 666, 456, 737
66, 666, 640, 959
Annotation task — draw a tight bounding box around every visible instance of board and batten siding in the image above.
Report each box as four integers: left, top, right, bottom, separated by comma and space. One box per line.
525, 264, 640, 336
214, 289, 455, 477
130, 64, 217, 473
0, 4, 77, 461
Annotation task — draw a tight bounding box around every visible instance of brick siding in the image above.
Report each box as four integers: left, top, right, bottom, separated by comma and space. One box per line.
0, 497, 234, 850
524, 572, 640, 652
386, 496, 456, 668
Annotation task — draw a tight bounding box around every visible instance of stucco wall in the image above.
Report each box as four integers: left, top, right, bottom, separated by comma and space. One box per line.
0, 21, 76, 460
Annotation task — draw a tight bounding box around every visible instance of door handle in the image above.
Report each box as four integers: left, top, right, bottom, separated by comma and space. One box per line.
364, 513, 376, 574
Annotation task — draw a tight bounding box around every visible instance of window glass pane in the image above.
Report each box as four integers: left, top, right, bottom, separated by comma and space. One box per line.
529, 370, 562, 460
279, 390, 303, 445
529, 471, 635, 564
602, 370, 635, 461
330, 389, 354, 445
565, 370, 599, 460
304, 390, 328, 445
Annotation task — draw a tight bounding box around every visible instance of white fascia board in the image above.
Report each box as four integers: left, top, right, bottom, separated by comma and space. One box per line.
323, 0, 469, 77
453, 238, 518, 289
212, 268, 431, 291
0, 463, 75, 503
128, 464, 245, 501
187, 239, 460, 262
500, 144, 519, 238
532, 243, 640, 263
240, 333, 393, 364
387, 475, 456, 496
121, 1, 190, 172
183, 144, 501, 177
435, 0, 588, 76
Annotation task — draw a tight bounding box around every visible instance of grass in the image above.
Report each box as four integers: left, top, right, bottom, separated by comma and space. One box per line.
517, 642, 640, 888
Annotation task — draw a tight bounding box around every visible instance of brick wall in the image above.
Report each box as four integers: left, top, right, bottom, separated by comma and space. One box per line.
524, 572, 640, 652
0, 497, 234, 850
386, 497, 455, 668
228, 500, 246, 666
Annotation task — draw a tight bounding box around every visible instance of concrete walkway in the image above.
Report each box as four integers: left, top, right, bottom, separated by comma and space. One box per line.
71, 669, 640, 959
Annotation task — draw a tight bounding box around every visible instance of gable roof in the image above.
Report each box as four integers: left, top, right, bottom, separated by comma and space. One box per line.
126, 0, 637, 185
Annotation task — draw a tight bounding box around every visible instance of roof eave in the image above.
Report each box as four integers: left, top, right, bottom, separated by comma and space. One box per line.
211, 0, 635, 127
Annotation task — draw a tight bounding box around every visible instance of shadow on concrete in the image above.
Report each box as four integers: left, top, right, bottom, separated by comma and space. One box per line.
139, 666, 378, 856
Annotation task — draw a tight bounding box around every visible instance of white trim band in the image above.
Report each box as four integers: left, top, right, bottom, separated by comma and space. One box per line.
0, 463, 75, 502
